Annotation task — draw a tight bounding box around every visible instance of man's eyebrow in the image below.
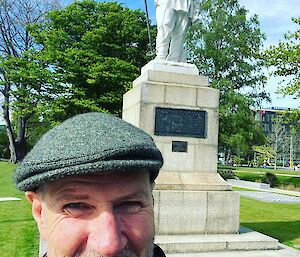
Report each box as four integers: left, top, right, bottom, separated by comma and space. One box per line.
55, 193, 91, 202
114, 189, 151, 203
54, 188, 151, 202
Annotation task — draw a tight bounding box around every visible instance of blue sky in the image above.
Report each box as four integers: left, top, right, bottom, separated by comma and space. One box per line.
1, 0, 298, 127
105, 0, 299, 109
239, 0, 299, 109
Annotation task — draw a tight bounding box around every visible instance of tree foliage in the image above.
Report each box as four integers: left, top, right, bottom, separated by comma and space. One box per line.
253, 145, 275, 166
264, 17, 300, 101
0, 0, 61, 162
30, 0, 154, 121
186, 0, 268, 158
264, 17, 300, 124
219, 92, 266, 158
0, 0, 154, 162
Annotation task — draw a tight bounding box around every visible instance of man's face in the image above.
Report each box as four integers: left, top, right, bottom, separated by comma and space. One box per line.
26, 170, 155, 257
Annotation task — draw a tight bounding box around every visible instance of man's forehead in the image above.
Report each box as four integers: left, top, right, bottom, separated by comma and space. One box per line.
44, 170, 152, 203
47, 170, 150, 189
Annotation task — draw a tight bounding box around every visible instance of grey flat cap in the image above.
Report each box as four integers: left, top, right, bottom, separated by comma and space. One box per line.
14, 112, 163, 191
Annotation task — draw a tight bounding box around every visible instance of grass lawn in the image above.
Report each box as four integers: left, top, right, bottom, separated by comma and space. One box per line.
232, 186, 258, 192
218, 164, 300, 176
234, 166, 300, 176
218, 165, 300, 187
240, 196, 300, 248
1, 161, 300, 255
235, 172, 300, 187
0, 161, 39, 257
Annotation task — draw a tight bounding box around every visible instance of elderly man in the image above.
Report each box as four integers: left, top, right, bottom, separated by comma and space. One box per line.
155, 0, 199, 62
14, 112, 165, 257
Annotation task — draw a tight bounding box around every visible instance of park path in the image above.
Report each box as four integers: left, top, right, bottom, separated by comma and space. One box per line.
0, 197, 21, 201
238, 191, 300, 204
228, 179, 300, 203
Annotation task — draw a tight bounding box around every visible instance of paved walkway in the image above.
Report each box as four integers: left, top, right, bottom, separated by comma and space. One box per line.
228, 179, 300, 195
0, 197, 21, 202
238, 191, 300, 204
228, 179, 300, 203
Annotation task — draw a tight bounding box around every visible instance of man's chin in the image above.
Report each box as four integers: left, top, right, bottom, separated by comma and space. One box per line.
73, 243, 154, 257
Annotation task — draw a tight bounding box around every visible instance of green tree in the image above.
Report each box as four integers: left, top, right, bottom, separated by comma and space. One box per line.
218, 92, 266, 161
253, 145, 275, 166
264, 17, 300, 123
268, 114, 289, 169
0, 0, 61, 162
186, 0, 268, 160
30, 0, 154, 121
264, 17, 300, 102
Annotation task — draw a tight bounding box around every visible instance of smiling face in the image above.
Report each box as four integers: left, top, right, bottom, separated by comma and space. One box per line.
26, 170, 155, 257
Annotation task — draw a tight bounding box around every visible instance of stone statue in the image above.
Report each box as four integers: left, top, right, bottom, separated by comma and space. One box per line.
154, 0, 199, 62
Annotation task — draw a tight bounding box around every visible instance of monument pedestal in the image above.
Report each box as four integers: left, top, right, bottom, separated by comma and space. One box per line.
122, 60, 239, 236
122, 60, 300, 256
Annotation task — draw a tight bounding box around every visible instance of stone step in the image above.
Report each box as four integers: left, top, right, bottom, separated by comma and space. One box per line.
155, 230, 278, 254
165, 244, 300, 257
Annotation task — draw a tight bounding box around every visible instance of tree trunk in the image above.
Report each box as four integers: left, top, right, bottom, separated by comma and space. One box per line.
2, 89, 17, 163
225, 149, 232, 165
290, 135, 293, 171
274, 140, 277, 170
15, 116, 27, 161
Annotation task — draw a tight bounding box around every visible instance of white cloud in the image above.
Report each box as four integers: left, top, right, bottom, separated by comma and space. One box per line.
240, 0, 299, 46
239, 0, 299, 19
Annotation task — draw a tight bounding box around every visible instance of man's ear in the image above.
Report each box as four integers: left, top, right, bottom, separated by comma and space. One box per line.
25, 191, 47, 240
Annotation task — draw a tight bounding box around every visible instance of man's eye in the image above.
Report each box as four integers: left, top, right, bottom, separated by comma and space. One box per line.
115, 201, 143, 214
63, 203, 93, 216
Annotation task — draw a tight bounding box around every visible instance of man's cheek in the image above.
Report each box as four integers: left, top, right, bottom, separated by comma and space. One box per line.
47, 218, 89, 256
122, 213, 155, 244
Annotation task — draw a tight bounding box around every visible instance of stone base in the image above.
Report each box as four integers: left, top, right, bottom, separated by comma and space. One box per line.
155, 228, 278, 254
153, 190, 240, 235
155, 171, 231, 191
155, 228, 300, 257
141, 59, 199, 75
165, 247, 300, 257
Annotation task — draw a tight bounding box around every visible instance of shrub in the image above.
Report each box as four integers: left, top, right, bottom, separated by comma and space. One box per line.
265, 172, 277, 188
217, 165, 237, 170
233, 156, 244, 166
217, 169, 237, 180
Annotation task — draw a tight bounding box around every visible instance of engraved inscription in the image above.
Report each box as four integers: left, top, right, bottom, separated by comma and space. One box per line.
155, 107, 207, 138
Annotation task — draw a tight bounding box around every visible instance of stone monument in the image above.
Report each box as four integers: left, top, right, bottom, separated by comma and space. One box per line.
122, 58, 239, 237
122, 60, 300, 256
122, 4, 295, 255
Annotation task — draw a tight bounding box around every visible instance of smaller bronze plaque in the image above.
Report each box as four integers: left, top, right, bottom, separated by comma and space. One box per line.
172, 141, 188, 153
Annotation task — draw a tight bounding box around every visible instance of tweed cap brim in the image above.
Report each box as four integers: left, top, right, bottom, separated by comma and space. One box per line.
14, 112, 163, 191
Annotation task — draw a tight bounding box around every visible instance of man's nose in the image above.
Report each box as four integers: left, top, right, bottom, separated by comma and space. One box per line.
87, 210, 128, 256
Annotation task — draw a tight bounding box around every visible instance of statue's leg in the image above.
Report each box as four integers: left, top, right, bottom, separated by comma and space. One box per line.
167, 11, 190, 62
155, 4, 176, 60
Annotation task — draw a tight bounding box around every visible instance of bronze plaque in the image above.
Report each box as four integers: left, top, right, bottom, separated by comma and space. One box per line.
172, 141, 188, 152
154, 107, 207, 138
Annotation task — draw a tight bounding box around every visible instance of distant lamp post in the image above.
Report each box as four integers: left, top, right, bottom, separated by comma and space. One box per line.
290, 135, 293, 171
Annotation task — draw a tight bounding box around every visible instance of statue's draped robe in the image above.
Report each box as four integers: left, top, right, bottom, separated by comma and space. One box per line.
154, 0, 199, 62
